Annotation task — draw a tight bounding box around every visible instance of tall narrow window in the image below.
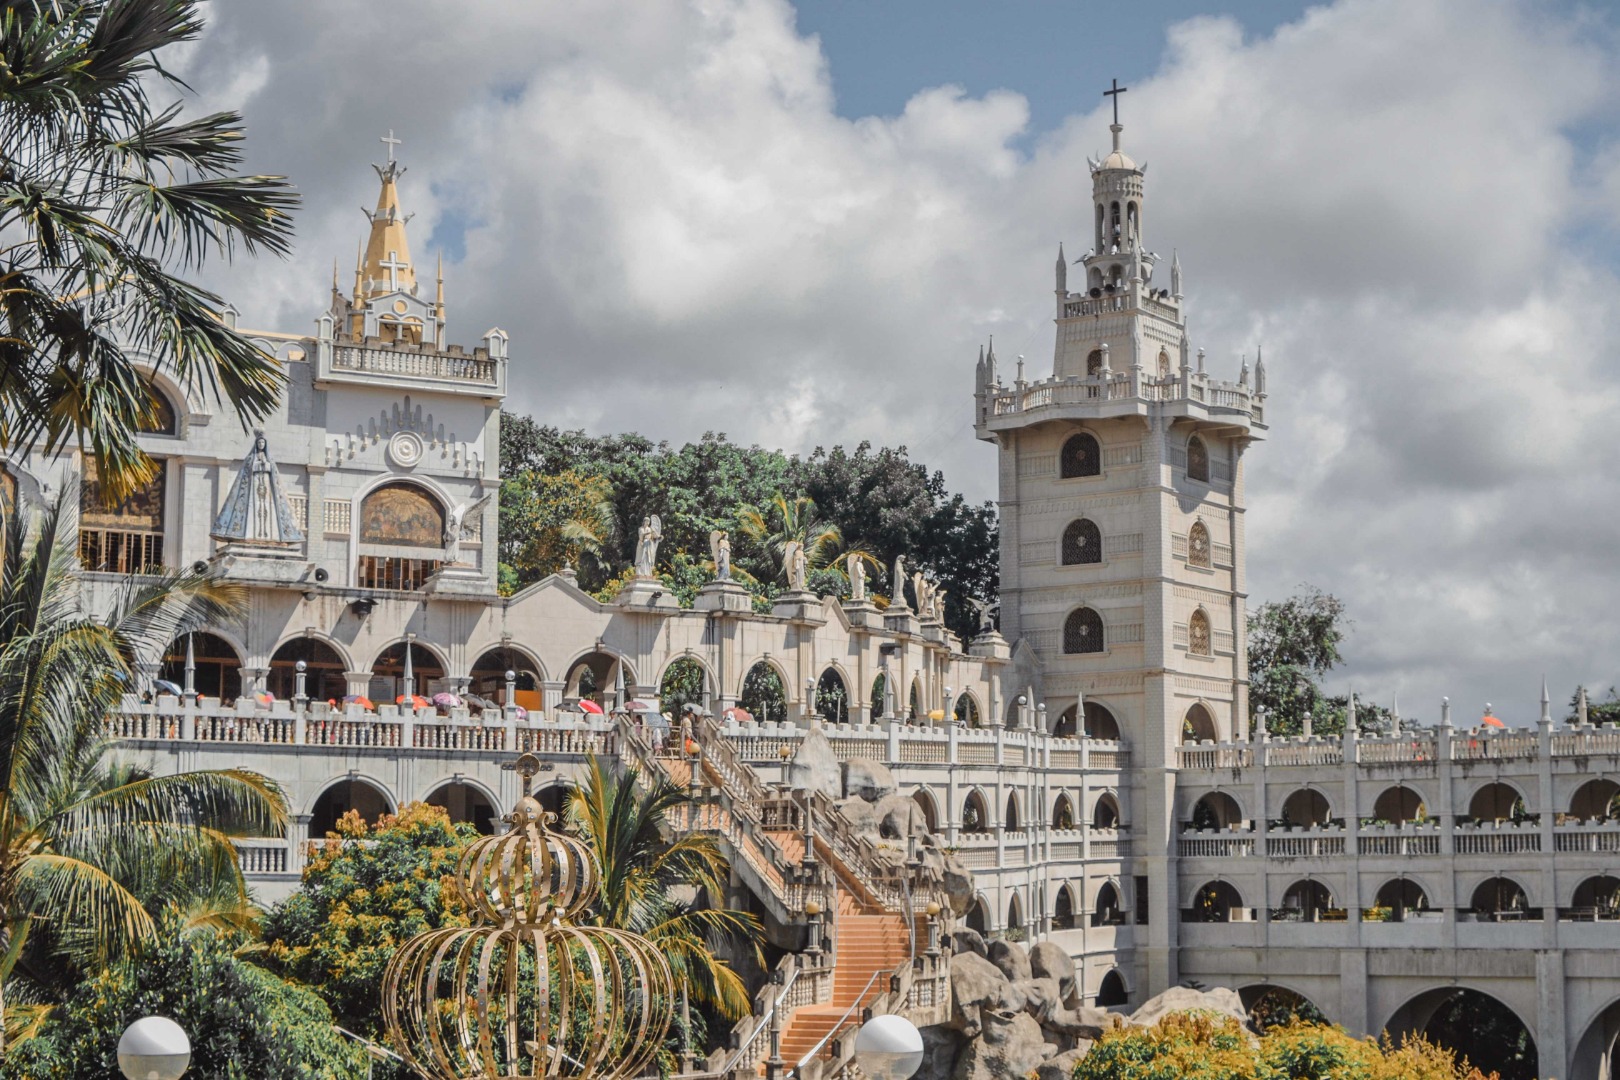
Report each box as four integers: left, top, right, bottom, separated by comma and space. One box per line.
1062, 518, 1102, 565
1188, 520, 1211, 568
1157, 349, 1171, 378
1186, 435, 1209, 483
1061, 432, 1101, 478
1087, 349, 1104, 376
1188, 609, 1212, 656
1063, 608, 1105, 654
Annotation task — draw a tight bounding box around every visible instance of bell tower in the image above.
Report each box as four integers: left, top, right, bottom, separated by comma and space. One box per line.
973, 81, 1269, 994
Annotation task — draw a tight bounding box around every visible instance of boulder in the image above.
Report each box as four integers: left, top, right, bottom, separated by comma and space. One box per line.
948, 951, 1015, 1037
1034, 1045, 1091, 1080
1016, 979, 1109, 1046
835, 796, 880, 837
916, 1025, 966, 1080
950, 1009, 1050, 1080
950, 928, 987, 958
874, 792, 923, 840
936, 850, 977, 916
843, 757, 898, 802
987, 938, 1032, 983
1127, 985, 1249, 1030
1029, 941, 1078, 1002
786, 725, 841, 796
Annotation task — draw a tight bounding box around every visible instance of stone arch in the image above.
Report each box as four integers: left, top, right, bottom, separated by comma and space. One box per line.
469, 644, 545, 709
1186, 880, 1245, 923
369, 639, 448, 701
1570, 777, 1620, 820
871, 672, 891, 717
1189, 790, 1245, 831
1280, 787, 1333, 828
1091, 791, 1121, 830
815, 665, 850, 723
908, 674, 924, 722
1055, 699, 1121, 739
1051, 793, 1075, 830
738, 656, 789, 722
1053, 883, 1078, 930
1096, 969, 1129, 1008
1181, 701, 1218, 744
1005, 890, 1023, 933
159, 631, 244, 702
1060, 518, 1103, 566
1187, 607, 1212, 657
1570, 874, 1620, 916
1371, 784, 1427, 824
1572, 998, 1620, 1080
1373, 877, 1434, 919
267, 636, 350, 703
1060, 432, 1101, 478
1469, 875, 1533, 918
563, 649, 637, 706
910, 788, 940, 834
1063, 607, 1105, 654
1187, 519, 1212, 569
1004, 791, 1022, 832
1186, 433, 1210, 483
1383, 988, 1537, 1080
1468, 780, 1528, 822
533, 780, 570, 822
1279, 878, 1335, 919
952, 690, 982, 727
965, 895, 990, 934
961, 789, 990, 834
659, 655, 713, 720
1086, 348, 1105, 376
424, 777, 500, 836
307, 774, 396, 837
1156, 348, 1172, 379
1091, 880, 1123, 926
1239, 984, 1328, 1030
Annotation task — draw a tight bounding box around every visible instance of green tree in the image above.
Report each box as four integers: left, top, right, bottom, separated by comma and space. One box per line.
1569, 685, 1620, 726
499, 469, 618, 592
1247, 586, 1393, 738
4, 911, 366, 1079
261, 803, 477, 1065
735, 493, 848, 585
0, 494, 285, 1045
0, 0, 298, 501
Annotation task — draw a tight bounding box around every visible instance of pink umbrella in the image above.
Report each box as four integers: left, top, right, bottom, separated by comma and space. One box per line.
576, 699, 605, 715
432, 692, 463, 709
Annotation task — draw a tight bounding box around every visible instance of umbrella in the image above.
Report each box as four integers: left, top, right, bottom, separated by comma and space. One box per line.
927, 709, 945, 721
576, 699, 605, 715
1481, 714, 1506, 728
253, 691, 275, 708
625, 699, 659, 713
343, 694, 374, 709
433, 692, 463, 709
153, 679, 185, 697
398, 694, 430, 708
511, 705, 528, 721
726, 706, 754, 724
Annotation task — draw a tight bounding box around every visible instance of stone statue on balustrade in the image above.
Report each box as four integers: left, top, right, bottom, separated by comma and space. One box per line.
969, 597, 1000, 633
891, 554, 908, 608
709, 530, 732, 581
634, 514, 663, 578
443, 494, 492, 566
847, 552, 867, 601
212, 429, 304, 546
783, 540, 808, 592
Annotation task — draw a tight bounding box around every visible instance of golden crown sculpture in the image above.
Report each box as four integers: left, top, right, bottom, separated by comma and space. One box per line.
383, 753, 676, 1080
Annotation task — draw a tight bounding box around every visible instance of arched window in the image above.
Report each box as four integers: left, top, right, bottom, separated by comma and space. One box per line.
1187, 881, 1245, 923
1189, 792, 1244, 831
1375, 879, 1429, 920
1280, 880, 1334, 920
962, 791, 989, 834
1063, 608, 1105, 654
1054, 885, 1077, 930
1086, 348, 1105, 376
1061, 518, 1102, 565
1006, 892, 1024, 932
1372, 786, 1426, 825
1093, 882, 1123, 926
1096, 969, 1129, 1008
1157, 349, 1171, 379
1186, 435, 1209, 483
1470, 877, 1530, 919
1182, 702, 1217, 744
1281, 788, 1331, 828
1004, 793, 1022, 832
1188, 609, 1212, 656
1188, 520, 1211, 568
1569, 778, 1620, 820
953, 692, 980, 727
1051, 794, 1074, 830
816, 668, 849, 723
1092, 793, 1120, 830
1468, 782, 1528, 823
139, 388, 179, 435
1060, 432, 1101, 478
360, 482, 445, 547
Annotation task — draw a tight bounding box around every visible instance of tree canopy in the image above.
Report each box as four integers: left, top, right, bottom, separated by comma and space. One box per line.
1247, 586, 1395, 738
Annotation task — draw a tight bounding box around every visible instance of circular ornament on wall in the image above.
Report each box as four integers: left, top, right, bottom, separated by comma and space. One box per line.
388, 430, 425, 469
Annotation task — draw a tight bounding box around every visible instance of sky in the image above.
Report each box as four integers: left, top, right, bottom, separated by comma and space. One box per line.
176, 0, 1620, 727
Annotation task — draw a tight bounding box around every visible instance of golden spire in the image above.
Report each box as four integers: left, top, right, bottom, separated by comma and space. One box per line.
352, 241, 366, 303
434, 252, 445, 316
361, 133, 417, 296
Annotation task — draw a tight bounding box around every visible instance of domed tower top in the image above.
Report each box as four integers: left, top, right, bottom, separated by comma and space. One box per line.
1088, 79, 1147, 260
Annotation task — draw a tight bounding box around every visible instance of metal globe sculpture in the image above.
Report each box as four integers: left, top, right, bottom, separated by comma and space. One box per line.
383, 754, 676, 1080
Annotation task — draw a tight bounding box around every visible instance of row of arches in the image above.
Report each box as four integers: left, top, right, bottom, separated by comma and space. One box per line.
1058, 431, 1211, 484
1184, 874, 1620, 921
1187, 777, 1620, 830
956, 790, 1121, 834
963, 881, 1134, 940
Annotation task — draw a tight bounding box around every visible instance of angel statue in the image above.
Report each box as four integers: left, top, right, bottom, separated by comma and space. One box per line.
968, 597, 1000, 632
891, 554, 907, 608
634, 514, 663, 578
709, 530, 732, 581
912, 572, 938, 621
784, 540, 808, 592
444, 493, 493, 565
847, 552, 867, 601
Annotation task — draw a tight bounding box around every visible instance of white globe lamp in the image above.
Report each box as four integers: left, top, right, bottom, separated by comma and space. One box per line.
853, 1014, 923, 1080
118, 1016, 190, 1080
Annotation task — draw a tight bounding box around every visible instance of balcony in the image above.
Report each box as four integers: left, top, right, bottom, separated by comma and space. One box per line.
977, 368, 1265, 438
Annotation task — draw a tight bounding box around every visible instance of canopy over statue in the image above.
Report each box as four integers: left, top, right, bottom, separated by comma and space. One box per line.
211, 430, 304, 545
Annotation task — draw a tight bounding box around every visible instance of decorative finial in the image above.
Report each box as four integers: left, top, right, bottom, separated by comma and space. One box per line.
1103, 77, 1128, 135
380, 128, 402, 164
1579, 685, 1590, 725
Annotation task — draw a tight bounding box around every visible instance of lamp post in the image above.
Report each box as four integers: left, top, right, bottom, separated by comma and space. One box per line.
294, 659, 307, 706
118, 1016, 190, 1080
853, 1015, 924, 1080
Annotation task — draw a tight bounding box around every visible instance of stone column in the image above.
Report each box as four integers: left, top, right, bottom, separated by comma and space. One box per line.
1537, 949, 1567, 1080
345, 669, 373, 698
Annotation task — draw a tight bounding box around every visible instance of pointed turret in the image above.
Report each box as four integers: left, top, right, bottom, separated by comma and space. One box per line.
1055, 243, 1067, 293
1541, 676, 1553, 725
1171, 249, 1182, 299
1254, 346, 1267, 395
362, 158, 417, 296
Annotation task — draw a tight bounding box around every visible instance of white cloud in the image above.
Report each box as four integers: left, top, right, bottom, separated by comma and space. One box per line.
186, 0, 1620, 723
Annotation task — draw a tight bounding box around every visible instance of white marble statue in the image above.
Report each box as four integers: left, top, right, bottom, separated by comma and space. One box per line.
891, 554, 907, 608
634, 514, 663, 578
211, 429, 304, 545
709, 530, 732, 581
847, 552, 867, 601
784, 540, 808, 592
969, 597, 999, 632
444, 493, 492, 565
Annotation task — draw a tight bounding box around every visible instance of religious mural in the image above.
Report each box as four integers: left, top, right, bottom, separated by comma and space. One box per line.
360, 482, 445, 548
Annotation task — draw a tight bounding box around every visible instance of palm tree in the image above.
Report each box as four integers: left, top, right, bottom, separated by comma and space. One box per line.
0, 0, 299, 501
736, 493, 874, 587
0, 493, 287, 1047
567, 755, 763, 1020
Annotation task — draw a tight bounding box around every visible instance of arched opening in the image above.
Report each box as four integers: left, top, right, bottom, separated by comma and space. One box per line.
1280, 788, 1332, 828
1385, 989, 1536, 1080
1056, 700, 1120, 739
1277, 879, 1334, 922
908, 678, 923, 723
1096, 969, 1129, 1009
965, 898, 989, 934
425, 781, 498, 836
1372, 786, 1426, 825
1241, 986, 1327, 1031
1572, 998, 1620, 1080
1060, 432, 1101, 478
1087, 265, 1102, 290
953, 692, 980, 727
1181, 702, 1217, 744
1469, 877, 1532, 920
961, 791, 990, 834
1187, 521, 1211, 569
1051, 793, 1075, 830
370, 641, 445, 703
356, 481, 446, 591
1187, 609, 1212, 657
1571, 875, 1620, 920
1186, 435, 1210, 483
1085, 350, 1104, 377
871, 673, 890, 718
1061, 518, 1102, 565
1053, 885, 1077, 930
1373, 878, 1431, 921
565, 651, 634, 708
309, 777, 392, 838
1157, 349, 1171, 379
740, 661, 787, 723
1185, 880, 1244, 923
139, 387, 180, 435
1092, 882, 1123, 927
159, 632, 242, 702
660, 657, 710, 720
1570, 777, 1620, 820
1468, 781, 1528, 823
911, 790, 939, 834
1004, 793, 1022, 833
1063, 607, 1104, 654
1092, 793, 1121, 830
469, 647, 541, 711
1005, 892, 1023, 935
267, 637, 347, 703
1189, 791, 1244, 831
815, 668, 849, 723
535, 782, 569, 824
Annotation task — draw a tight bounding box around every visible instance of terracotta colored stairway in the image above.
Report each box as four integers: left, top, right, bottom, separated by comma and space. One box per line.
774, 911, 911, 1070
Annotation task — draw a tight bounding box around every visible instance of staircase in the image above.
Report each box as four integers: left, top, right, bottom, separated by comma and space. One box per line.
776, 911, 910, 1070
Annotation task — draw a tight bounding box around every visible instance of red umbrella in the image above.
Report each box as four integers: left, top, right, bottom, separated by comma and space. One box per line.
1481, 714, 1506, 728
576, 699, 604, 715
397, 694, 430, 708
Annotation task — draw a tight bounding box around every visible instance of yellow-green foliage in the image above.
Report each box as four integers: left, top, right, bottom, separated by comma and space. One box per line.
1072, 1014, 1500, 1080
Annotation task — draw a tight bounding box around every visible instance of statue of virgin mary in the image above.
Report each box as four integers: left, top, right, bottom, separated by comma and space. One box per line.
212, 429, 304, 545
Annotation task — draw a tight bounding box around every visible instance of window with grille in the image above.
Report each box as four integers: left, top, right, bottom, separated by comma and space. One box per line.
1060, 432, 1101, 478
1062, 518, 1102, 565
80, 460, 165, 573
1188, 521, 1212, 568
1063, 607, 1105, 654
1187, 435, 1209, 483
357, 555, 442, 591
1188, 609, 1212, 656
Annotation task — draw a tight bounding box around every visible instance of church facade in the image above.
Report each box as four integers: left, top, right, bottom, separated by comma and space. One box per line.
11, 121, 1620, 1078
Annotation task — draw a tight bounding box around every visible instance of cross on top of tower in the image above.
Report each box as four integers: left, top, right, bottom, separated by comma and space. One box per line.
380, 129, 402, 164
1103, 78, 1127, 126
